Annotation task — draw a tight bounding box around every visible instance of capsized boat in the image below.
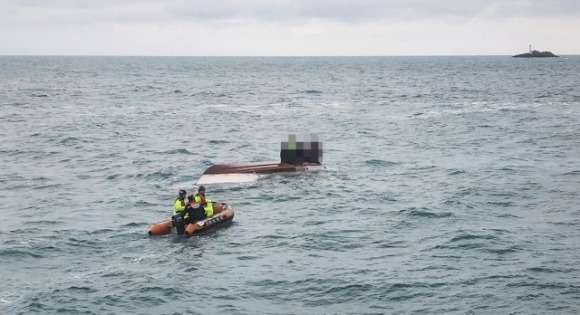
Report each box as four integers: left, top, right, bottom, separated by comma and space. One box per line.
149, 203, 234, 236
195, 134, 324, 185
195, 161, 324, 185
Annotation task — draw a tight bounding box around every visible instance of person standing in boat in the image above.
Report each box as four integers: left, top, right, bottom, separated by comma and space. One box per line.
185, 194, 206, 223
195, 185, 220, 217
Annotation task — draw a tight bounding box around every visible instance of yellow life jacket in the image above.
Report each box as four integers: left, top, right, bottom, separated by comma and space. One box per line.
173, 198, 188, 218
195, 194, 213, 217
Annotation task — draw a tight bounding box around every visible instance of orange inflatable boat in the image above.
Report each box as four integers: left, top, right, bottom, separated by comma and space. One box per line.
149, 203, 234, 236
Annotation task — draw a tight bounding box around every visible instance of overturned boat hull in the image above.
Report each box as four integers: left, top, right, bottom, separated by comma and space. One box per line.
148, 203, 234, 236
196, 161, 324, 185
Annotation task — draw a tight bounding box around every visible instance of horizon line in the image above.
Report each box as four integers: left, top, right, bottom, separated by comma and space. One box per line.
0, 53, 576, 58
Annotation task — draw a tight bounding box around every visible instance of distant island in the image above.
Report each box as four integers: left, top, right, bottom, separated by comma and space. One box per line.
513, 45, 558, 58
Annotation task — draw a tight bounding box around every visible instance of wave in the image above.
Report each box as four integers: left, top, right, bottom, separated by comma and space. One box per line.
303, 90, 323, 94
365, 159, 399, 167
562, 170, 580, 175
399, 207, 454, 218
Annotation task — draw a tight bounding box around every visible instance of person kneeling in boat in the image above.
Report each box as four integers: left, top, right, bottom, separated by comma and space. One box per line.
184, 195, 206, 223
194, 185, 221, 218
172, 189, 188, 234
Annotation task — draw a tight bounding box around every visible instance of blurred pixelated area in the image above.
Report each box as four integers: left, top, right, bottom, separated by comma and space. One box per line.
280, 134, 323, 165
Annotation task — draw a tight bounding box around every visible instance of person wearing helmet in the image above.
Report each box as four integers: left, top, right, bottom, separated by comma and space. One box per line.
172, 189, 188, 234
194, 186, 220, 217
174, 189, 187, 215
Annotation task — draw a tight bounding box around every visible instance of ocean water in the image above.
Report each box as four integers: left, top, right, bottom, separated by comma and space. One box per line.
1, 55, 579, 314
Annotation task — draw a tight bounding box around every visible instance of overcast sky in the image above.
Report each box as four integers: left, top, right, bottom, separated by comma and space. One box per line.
1, 0, 578, 56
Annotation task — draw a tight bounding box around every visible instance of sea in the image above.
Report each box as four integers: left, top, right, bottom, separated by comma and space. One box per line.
1, 55, 579, 315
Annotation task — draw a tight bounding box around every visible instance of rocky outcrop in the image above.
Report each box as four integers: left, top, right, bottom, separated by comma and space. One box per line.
513, 50, 558, 58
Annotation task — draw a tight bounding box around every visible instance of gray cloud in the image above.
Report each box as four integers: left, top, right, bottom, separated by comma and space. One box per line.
164, 0, 493, 22
1, 0, 579, 56
4, 0, 580, 25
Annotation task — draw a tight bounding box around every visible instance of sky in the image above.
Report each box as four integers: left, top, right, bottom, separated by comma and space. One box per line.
1, 0, 579, 56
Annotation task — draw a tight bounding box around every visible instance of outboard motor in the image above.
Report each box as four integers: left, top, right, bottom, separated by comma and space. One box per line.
171, 214, 185, 235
